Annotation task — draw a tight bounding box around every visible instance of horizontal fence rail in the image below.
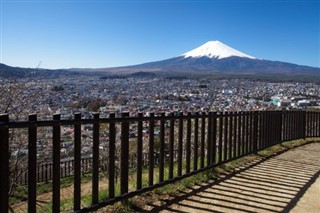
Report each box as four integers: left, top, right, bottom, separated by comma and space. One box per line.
0, 110, 320, 212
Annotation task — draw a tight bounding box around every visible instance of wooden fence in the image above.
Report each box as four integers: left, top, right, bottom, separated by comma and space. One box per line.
0, 110, 319, 212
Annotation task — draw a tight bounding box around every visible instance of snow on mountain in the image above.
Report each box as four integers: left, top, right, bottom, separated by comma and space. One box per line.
182, 40, 256, 59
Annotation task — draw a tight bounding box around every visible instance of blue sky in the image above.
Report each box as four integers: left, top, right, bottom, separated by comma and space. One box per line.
1, 0, 319, 69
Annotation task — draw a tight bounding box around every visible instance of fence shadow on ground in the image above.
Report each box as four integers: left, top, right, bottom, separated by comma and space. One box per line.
137, 143, 320, 213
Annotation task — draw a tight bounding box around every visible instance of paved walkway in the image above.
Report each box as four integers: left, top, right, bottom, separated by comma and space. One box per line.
142, 143, 320, 213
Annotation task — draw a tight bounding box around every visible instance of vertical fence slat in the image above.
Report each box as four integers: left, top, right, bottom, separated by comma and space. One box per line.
316, 112, 318, 137
186, 112, 191, 174
291, 111, 294, 140
109, 113, 116, 198
317, 112, 320, 137
50, 163, 52, 181
266, 111, 269, 147
286, 111, 289, 141
92, 113, 100, 205
228, 112, 233, 160
169, 112, 174, 179
286, 111, 290, 141
309, 111, 312, 137
45, 163, 48, 183
265, 111, 269, 147
63, 162, 66, 179
287, 111, 290, 140
193, 112, 199, 171
307, 111, 310, 137
313, 111, 316, 137
28, 114, 37, 213
224, 112, 228, 161
293, 111, 297, 140
289, 111, 292, 140
37, 164, 40, 183
178, 112, 183, 176
206, 112, 212, 166
310, 111, 312, 137
212, 112, 217, 165
305, 111, 308, 137
282, 111, 285, 142
251, 112, 255, 150
148, 113, 155, 186
74, 113, 81, 211
316, 111, 320, 137
200, 112, 206, 168
233, 112, 238, 158
0, 114, 9, 213
300, 111, 303, 139
289, 111, 292, 141
241, 112, 246, 154
271, 112, 275, 145
276, 111, 279, 144
296, 111, 300, 139
253, 112, 258, 153
271, 111, 275, 146
246, 112, 250, 151
218, 113, 223, 163
315, 112, 318, 137
52, 114, 61, 213
278, 111, 282, 144
137, 113, 143, 189
121, 112, 129, 194
159, 113, 165, 182
296, 111, 299, 140
317, 112, 319, 137
245, 112, 249, 154
237, 112, 241, 156
314, 111, 317, 137
312, 111, 317, 137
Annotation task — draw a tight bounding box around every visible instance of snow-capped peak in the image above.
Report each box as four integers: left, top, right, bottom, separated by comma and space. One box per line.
182, 40, 256, 59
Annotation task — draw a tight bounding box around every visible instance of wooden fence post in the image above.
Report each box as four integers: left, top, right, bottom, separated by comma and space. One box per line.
178, 112, 183, 176
74, 113, 81, 211
28, 114, 37, 213
253, 111, 258, 153
148, 113, 155, 186
137, 113, 143, 189
121, 112, 130, 193
0, 114, 9, 213
92, 113, 100, 205
52, 114, 61, 213
109, 113, 116, 198
169, 112, 175, 178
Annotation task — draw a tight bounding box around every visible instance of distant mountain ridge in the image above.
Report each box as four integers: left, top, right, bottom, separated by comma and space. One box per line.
1, 41, 319, 80
102, 41, 320, 76
0, 63, 98, 78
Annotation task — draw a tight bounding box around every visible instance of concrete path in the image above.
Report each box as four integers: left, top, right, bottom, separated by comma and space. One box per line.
143, 143, 320, 213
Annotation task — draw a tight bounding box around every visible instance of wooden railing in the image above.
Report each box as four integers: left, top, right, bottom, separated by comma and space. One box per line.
0, 110, 319, 212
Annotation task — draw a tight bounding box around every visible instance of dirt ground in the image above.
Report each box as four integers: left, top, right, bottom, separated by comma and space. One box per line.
12, 177, 109, 212
140, 143, 320, 213
291, 175, 320, 213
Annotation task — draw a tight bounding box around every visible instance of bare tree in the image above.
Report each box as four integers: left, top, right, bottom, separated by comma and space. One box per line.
0, 78, 50, 212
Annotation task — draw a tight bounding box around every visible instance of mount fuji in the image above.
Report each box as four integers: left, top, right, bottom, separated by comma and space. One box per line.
182, 40, 256, 59
103, 40, 320, 77
1, 41, 319, 80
